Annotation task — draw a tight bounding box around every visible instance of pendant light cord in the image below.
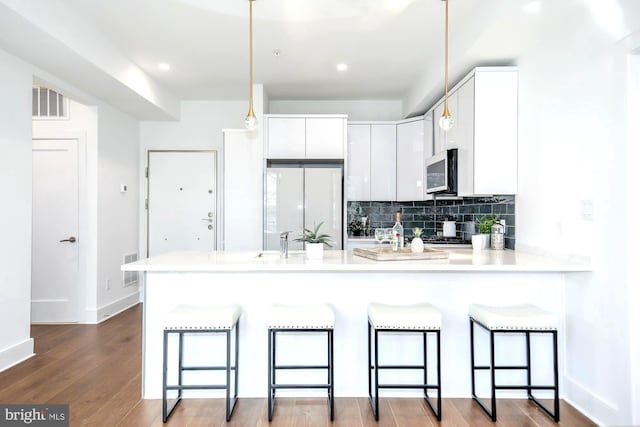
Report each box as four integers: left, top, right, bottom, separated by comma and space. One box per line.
248, 0, 254, 115
444, 0, 450, 116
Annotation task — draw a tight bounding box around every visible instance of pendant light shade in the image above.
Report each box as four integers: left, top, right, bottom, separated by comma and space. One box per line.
439, 0, 454, 131
244, 0, 256, 131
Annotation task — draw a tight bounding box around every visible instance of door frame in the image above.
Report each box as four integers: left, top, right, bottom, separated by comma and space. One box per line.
144, 149, 221, 257
31, 133, 86, 323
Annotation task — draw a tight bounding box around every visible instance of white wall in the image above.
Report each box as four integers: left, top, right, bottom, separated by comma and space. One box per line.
139, 100, 247, 256
96, 105, 140, 319
268, 99, 403, 121
0, 49, 34, 371
514, 15, 638, 427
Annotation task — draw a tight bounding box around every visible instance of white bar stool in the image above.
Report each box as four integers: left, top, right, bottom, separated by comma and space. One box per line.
162, 304, 241, 423
266, 304, 335, 422
469, 303, 559, 422
367, 302, 442, 421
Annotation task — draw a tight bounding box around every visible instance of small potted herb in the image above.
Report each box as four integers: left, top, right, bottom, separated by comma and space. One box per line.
473, 215, 499, 250
348, 218, 365, 237
295, 222, 334, 260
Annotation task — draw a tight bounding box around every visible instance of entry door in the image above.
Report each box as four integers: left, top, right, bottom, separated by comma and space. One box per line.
147, 151, 217, 256
32, 139, 79, 323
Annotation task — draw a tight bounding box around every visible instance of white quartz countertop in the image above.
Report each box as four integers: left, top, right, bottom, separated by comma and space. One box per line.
121, 249, 591, 273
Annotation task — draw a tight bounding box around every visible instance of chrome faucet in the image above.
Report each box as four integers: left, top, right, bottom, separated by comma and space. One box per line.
280, 231, 291, 258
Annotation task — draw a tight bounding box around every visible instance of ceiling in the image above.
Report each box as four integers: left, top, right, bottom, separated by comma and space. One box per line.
2, 0, 638, 119
64, 0, 489, 101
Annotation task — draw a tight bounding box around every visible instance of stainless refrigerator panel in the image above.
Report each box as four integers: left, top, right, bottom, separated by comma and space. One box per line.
304, 167, 343, 250
264, 168, 304, 250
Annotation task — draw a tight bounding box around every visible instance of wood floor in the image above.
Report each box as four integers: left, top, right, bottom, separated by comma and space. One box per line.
0, 304, 595, 426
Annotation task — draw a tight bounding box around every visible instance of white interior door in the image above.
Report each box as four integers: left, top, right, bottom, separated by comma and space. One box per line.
32, 139, 79, 323
148, 151, 217, 256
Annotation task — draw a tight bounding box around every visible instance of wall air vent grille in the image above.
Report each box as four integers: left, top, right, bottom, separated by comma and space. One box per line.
32, 86, 69, 119
123, 253, 139, 287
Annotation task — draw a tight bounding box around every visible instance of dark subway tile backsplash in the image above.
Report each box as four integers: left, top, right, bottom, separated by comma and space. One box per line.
348, 196, 516, 250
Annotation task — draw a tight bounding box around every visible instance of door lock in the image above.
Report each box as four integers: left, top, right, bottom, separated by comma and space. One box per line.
59, 236, 77, 243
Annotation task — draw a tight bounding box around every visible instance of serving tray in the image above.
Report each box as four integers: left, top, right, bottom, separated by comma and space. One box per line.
353, 247, 449, 261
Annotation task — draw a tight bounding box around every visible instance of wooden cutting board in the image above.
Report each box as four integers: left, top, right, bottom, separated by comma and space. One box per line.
353, 247, 449, 261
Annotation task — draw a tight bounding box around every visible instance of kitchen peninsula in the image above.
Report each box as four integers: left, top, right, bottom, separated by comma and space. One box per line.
123, 249, 590, 400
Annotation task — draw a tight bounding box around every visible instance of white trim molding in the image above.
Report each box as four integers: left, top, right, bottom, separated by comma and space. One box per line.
0, 338, 34, 373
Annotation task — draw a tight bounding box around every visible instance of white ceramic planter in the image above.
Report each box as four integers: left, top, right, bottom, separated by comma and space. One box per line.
305, 243, 324, 260
410, 237, 424, 253
472, 234, 490, 251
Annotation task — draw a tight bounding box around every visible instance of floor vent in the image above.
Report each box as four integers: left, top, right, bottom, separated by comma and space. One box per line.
123, 253, 139, 287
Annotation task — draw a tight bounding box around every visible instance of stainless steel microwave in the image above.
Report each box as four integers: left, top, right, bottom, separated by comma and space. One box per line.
425, 148, 458, 194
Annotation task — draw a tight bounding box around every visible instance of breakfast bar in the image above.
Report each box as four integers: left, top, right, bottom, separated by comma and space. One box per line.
123, 249, 590, 400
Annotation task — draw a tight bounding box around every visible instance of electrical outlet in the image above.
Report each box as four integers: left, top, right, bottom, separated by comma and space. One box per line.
105, 279, 110, 290
581, 200, 594, 221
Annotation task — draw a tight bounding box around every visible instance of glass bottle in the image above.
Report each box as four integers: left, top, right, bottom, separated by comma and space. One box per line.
392, 212, 404, 251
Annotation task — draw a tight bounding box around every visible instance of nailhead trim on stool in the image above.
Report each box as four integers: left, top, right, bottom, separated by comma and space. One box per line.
162, 304, 241, 423
267, 304, 335, 422
367, 303, 442, 421
469, 303, 560, 422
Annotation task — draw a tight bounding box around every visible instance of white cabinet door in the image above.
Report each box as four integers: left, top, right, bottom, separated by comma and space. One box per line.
347, 124, 371, 201
423, 113, 434, 201
444, 91, 459, 149
266, 117, 305, 158
456, 76, 475, 197
306, 117, 344, 159
396, 119, 424, 201
370, 124, 396, 201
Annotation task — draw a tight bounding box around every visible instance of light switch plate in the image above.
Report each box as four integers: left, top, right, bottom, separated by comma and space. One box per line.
580, 200, 594, 221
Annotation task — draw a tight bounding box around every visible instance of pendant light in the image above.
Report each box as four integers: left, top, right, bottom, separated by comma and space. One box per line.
439, 0, 454, 131
244, 0, 257, 131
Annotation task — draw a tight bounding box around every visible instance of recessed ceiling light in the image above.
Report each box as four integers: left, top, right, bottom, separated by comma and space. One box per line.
157, 62, 171, 71
273, 49, 281, 57
522, 1, 541, 14
336, 63, 348, 72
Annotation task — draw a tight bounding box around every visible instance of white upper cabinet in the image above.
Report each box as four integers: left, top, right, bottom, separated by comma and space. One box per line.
396, 118, 425, 201
423, 112, 434, 201
266, 117, 306, 159
306, 117, 345, 159
346, 124, 371, 201
370, 124, 397, 201
266, 115, 346, 159
454, 68, 518, 196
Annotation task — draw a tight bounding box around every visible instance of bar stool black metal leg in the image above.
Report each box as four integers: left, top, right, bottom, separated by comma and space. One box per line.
267, 329, 274, 422
423, 331, 428, 400
553, 331, 560, 421
178, 332, 184, 400
470, 318, 476, 398
374, 329, 380, 421
367, 320, 372, 405
490, 330, 497, 422
162, 330, 168, 423
526, 331, 533, 400
436, 330, 442, 421
328, 329, 334, 421
234, 321, 240, 403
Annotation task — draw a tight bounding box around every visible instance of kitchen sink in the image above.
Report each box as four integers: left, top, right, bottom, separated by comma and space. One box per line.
256, 250, 305, 258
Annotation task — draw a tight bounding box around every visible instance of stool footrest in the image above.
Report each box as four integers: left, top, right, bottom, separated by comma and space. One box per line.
274, 364, 329, 370
166, 384, 228, 391
373, 364, 426, 370
181, 366, 237, 371
271, 384, 330, 389
379, 384, 439, 389
495, 385, 556, 390
473, 365, 529, 370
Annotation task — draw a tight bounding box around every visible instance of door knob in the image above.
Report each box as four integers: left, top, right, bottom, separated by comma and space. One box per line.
60, 237, 77, 243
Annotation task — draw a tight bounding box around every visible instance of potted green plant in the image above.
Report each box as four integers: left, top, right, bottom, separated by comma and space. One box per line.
348, 218, 365, 237
473, 215, 499, 250
295, 222, 334, 260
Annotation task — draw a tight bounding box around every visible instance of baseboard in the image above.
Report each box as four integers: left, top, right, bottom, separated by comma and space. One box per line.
0, 338, 34, 373
83, 292, 140, 324
564, 375, 616, 426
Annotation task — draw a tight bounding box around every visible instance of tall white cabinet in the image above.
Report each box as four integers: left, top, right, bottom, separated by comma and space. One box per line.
396, 118, 426, 201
